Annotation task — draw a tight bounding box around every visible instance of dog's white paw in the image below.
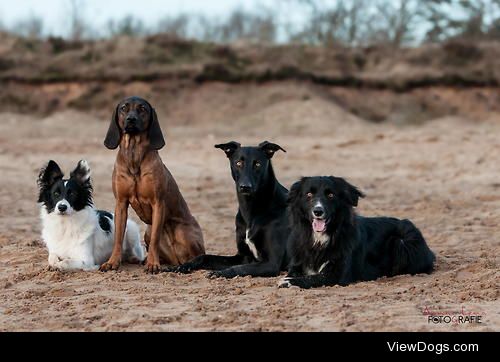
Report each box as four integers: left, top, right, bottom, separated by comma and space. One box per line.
53, 259, 71, 271
84, 264, 100, 271
278, 277, 292, 288
48, 254, 62, 271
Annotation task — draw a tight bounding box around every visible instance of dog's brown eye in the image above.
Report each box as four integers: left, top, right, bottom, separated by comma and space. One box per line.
306, 192, 313, 199
120, 105, 127, 112
54, 191, 60, 197
138, 105, 146, 112
236, 160, 243, 168
328, 193, 334, 199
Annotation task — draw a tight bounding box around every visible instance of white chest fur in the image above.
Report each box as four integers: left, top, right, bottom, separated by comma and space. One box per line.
245, 229, 261, 261
313, 231, 330, 247
41, 207, 96, 255
40, 206, 112, 265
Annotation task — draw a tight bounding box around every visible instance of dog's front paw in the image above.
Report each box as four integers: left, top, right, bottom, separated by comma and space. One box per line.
172, 262, 196, 274
207, 269, 236, 279
48, 254, 61, 271
161, 265, 177, 273
207, 270, 222, 279
47, 264, 60, 272
144, 261, 161, 274
99, 258, 121, 272
278, 277, 294, 288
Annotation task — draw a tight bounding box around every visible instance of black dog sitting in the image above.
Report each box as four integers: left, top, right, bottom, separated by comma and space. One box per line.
279, 176, 435, 289
170, 141, 290, 278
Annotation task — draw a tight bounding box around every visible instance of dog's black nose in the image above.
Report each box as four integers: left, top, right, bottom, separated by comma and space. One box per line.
313, 207, 324, 217
239, 185, 252, 194
126, 116, 138, 125
58, 204, 68, 212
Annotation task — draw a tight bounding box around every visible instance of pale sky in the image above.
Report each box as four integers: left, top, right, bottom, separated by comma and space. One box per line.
0, 0, 295, 36
0, 0, 473, 42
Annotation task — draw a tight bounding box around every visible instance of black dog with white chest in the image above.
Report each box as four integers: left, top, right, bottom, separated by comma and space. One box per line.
170, 141, 290, 278
279, 176, 435, 289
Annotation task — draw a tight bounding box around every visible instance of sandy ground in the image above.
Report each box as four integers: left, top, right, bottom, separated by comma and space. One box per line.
0, 91, 498, 331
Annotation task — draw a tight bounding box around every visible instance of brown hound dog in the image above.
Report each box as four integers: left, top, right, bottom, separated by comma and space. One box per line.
100, 96, 205, 273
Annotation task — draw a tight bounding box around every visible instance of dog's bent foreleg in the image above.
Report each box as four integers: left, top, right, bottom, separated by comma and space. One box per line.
278, 260, 347, 289
170, 222, 205, 264
54, 258, 99, 271
208, 260, 280, 278
123, 219, 145, 263
167, 254, 246, 273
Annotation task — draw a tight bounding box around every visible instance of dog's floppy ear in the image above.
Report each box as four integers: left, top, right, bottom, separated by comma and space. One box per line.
287, 178, 307, 224
104, 103, 121, 149
287, 179, 303, 205
148, 106, 165, 150
70, 160, 91, 184
259, 141, 286, 159
331, 176, 365, 207
37, 160, 64, 202
214, 141, 241, 158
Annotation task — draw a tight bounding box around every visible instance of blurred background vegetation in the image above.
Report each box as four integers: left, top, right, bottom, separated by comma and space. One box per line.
0, 0, 498, 121
1, 0, 499, 46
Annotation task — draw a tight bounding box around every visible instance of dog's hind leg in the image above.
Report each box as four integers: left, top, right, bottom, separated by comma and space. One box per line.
122, 219, 146, 264
391, 219, 435, 276
150, 227, 181, 265
169, 222, 205, 265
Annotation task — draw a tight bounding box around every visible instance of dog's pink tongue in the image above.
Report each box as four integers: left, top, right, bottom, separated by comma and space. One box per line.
312, 219, 326, 233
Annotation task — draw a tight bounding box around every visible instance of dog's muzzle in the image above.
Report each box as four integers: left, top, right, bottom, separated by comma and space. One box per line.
239, 184, 253, 196
124, 117, 141, 134
56, 201, 70, 215
124, 125, 140, 134
311, 205, 328, 233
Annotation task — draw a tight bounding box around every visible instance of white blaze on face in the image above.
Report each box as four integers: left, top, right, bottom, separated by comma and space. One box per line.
245, 229, 261, 261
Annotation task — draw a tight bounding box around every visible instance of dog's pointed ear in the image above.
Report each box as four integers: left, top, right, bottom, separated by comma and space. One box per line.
214, 141, 241, 158
259, 141, 286, 159
37, 160, 64, 202
330, 176, 365, 207
70, 160, 91, 184
38, 160, 64, 186
148, 107, 165, 150
104, 104, 121, 149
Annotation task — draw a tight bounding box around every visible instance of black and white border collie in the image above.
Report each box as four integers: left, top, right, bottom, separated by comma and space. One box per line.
37, 160, 145, 271
279, 176, 435, 289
